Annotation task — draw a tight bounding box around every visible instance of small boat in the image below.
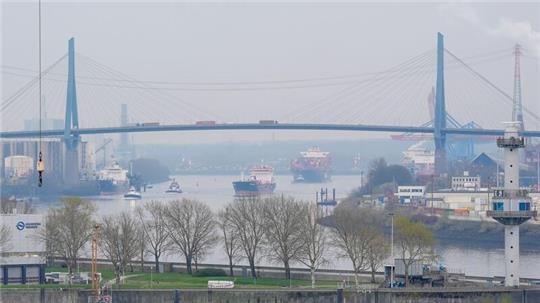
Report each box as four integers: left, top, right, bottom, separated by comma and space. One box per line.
123, 186, 142, 199
147, 184, 154, 189
165, 179, 183, 193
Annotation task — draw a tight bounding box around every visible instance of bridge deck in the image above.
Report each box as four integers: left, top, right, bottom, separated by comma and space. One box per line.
1, 123, 540, 139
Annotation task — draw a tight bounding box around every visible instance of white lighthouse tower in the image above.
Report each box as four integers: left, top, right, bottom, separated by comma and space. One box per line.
487, 122, 536, 287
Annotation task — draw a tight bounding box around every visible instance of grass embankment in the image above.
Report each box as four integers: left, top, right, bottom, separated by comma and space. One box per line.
0, 266, 340, 289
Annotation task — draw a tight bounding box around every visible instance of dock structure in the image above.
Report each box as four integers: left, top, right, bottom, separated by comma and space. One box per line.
487, 122, 537, 287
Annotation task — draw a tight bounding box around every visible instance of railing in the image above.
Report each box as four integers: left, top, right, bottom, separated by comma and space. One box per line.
496, 137, 525, 148
492, 189, 529, 198
486, 210, 537, 218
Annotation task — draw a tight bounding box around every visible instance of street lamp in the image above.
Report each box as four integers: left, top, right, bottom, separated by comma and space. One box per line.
388, 212, 395, 288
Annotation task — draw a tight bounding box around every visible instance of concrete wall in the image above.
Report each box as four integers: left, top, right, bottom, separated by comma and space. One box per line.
2, 288, 540, 303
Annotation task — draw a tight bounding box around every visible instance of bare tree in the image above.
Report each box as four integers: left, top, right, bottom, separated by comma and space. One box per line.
365, 231, 389, 283
217, 207, 242, 276
262, 196, 304, 280
0, 224, 12, 252
100, 212, 140, 284
395, 215, 436, 286
164, 199, 217, 275
330, 205, 382, 287
41, 197, 95, 274
135, 201, 171, 272
1, 197, 34, 214
297, 203, 328, 288
136, 225, 146, 272
226, 196, 265, 278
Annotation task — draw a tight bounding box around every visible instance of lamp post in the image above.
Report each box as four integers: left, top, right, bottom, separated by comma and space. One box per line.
388, 212, 395, 288
536, 150, 540, 192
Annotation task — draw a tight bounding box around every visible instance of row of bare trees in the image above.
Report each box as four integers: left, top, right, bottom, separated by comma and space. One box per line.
220, 196, 328, 287
40, 196, 434, 287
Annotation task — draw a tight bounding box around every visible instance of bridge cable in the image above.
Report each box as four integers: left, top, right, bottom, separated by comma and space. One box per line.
445, 48, 540, 123
285, 49, 434, 122
1, 54, 67, 112
77, 55, 188, 124
297, 50, 435, 123
78, 53, 219, 122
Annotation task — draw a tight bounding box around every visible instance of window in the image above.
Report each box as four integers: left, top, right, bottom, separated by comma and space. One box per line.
492, 201, 504, 211
519, 202, 530, 211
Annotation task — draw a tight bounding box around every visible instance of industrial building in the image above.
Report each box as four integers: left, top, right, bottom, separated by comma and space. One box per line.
3, 156, 33, 180
0, 138, 95, 183
396, 186, 540, 214
0, 214, 46, 285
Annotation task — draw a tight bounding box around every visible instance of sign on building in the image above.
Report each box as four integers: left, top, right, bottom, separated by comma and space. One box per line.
1, 214, 45, 254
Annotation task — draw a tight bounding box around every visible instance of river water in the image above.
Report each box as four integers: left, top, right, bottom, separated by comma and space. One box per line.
36, 174, 540, 279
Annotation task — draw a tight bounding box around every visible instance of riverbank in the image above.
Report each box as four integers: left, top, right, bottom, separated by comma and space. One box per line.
429, 216, 540, 251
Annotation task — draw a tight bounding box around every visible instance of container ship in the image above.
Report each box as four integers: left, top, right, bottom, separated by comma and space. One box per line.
291, 147, 331, 183
97, 162, 129, 194
233, 165, 276, 196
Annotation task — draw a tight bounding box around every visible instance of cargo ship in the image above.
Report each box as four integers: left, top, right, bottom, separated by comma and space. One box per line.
291, 147, 331, 183
97, 162, 129, 194
232, 165, 276, 196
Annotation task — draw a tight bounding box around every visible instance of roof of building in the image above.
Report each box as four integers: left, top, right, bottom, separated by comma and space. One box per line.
0, 255, 45, 266
470, 152, 498, 167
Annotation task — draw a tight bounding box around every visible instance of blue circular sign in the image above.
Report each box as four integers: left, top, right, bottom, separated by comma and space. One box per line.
16, 221, 25, 231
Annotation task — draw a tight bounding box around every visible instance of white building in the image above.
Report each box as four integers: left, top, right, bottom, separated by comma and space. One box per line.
451, 171, 481, 191
1, 214, 45, 255
396, 186, 426, 204
0, 214, 46, 285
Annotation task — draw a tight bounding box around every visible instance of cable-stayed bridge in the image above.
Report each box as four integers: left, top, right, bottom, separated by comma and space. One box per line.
2, 33, 540, 176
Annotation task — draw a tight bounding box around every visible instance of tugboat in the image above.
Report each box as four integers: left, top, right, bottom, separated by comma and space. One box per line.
165, 179, 183, 193
233, 165, 276, 196
123, 186, 142, 199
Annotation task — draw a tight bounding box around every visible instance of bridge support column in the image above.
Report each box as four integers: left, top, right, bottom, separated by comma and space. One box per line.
63, 38, 80, 184
434, 32, 447, 175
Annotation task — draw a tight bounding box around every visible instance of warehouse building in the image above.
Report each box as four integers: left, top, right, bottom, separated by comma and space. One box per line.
0, 214, 46, 285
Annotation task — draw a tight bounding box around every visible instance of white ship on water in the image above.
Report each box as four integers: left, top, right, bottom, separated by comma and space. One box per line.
124, 186, 142, 199
97, 162, 129, 194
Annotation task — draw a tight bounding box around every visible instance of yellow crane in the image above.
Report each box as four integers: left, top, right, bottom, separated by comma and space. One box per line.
91, 224, 101, 300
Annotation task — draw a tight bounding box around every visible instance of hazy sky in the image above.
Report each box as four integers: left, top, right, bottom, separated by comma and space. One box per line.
2, 1, 539, 144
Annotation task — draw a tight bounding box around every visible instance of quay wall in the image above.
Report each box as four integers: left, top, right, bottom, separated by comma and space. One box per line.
2, 288, 540, 303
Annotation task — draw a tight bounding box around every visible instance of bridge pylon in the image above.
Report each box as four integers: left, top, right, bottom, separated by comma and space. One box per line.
63, 38, 80, 184
434, 32, 447, 175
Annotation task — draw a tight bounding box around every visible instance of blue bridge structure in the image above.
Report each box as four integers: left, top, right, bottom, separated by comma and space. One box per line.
2, 33, 539, 178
